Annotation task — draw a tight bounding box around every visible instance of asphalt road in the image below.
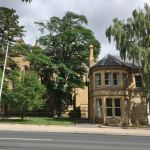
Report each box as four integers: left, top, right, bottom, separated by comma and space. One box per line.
0, 131, 150, 150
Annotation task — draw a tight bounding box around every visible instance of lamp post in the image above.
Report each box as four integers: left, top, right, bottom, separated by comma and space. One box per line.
0, 41, 9, 117
0, 28, 15, 117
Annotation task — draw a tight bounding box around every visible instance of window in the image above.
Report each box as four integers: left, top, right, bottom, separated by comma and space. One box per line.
123, 73, 128, 88
106, 98, 112, 116
105, 73, 111, 86
95, 73, 101, 87
113, 73, 120, 86
114, 99, 121, 116
96, 99, 102, 117
135, 75, 142, 87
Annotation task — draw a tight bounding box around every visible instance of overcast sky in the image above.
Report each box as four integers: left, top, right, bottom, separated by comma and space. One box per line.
0, 0, 150, 59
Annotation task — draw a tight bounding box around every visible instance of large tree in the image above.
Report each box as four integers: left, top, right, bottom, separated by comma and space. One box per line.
0, 7, 24, 48
33, 11, 101, 116
0, 7, 24, 115
106, 3, 150, 124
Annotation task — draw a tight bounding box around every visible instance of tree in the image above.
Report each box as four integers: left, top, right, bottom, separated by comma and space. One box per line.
0, 7, 24, 48
0, 7, 24, 116
106, 3, 150, 60
106, 3, 150, 124
33, 11, 101, 116
9, 70, 46, 120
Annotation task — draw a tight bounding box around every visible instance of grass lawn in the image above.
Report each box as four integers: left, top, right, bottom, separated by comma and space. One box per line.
0, 117, 75, 125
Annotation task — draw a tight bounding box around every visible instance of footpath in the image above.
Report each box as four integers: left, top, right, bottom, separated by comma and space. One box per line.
0, 123, 150, 136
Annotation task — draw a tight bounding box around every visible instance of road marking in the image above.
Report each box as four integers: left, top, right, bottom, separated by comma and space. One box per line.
0, 138, 52, 141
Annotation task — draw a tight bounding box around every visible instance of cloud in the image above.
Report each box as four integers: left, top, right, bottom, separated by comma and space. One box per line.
0, 0, 149, 58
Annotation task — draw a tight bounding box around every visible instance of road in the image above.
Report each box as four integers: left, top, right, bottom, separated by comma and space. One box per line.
0, 131, 150, 150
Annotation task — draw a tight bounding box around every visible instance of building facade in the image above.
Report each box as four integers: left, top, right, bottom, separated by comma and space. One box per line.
89, 54, 148, 126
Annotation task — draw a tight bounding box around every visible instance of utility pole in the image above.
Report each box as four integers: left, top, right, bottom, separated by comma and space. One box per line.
0, 41, 9, 117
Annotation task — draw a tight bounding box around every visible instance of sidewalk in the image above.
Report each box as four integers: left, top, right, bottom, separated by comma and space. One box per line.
0, 123, 150, 136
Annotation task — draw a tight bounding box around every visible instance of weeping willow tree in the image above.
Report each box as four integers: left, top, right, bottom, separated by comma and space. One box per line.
106, 3, 150, 102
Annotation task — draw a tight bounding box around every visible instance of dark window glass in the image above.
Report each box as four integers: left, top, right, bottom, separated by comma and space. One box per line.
107, 108, 113, 116
113, 73, 120, 86
114, 98, 121, 116
115, 99, 120, 107
106, 98, 112, 116
105, 73, 111, 85
95, 73, 101, 87
115, 108, 121, 116
135, 75, 142, 87
106, 99, 112, 107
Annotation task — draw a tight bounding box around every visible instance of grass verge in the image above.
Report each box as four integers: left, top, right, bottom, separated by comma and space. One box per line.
0, 117, 75, 125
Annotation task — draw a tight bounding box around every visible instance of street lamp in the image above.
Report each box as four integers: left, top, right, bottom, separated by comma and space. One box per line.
0, 30, 10, 117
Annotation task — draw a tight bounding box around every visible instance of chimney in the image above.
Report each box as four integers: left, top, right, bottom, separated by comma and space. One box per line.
89, 44, 94, 68
16, 38, 25, 46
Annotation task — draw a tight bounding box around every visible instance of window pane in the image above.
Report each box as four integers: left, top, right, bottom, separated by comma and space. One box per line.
123, 74, 128, 88
114, 98, 121, 116
106, 98, 112, 116
98, 99, 102, 107
95, 73, 101, 87
107, 108, 112, 116
115, 99, 120, 107
135, 75, 142, 87
105, 73, 111, 85
113, 73, 117, 79
96, 99, 102, 117
114, 80, 118, 85
113, 73, 119, 85
105, 80, 108, 85
106, 98, 112, 107
105, 73, 108, 79
115, 108, 121, 116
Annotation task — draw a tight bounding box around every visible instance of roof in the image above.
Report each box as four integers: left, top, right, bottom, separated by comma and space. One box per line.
91, 54, 139, 69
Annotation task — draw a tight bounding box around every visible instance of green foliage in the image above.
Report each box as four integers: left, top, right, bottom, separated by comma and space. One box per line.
33, 11, 101, 115
0, 7, 24, 48
9, 71, 46, 119
106, 3, 150, 60
106, 3, 150, 100
0, 7, 24, 81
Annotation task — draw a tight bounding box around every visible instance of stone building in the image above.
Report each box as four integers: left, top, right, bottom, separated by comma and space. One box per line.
89, 53, 148, 126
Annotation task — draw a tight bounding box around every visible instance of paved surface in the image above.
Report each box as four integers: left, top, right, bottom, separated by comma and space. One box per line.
0, 131, 150, 150
0, 123, 150, 136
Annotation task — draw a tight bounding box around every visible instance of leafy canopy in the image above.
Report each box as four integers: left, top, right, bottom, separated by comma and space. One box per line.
9, 70, 45, 115
0, 7, 24, 48
33, 11, 101, 115
106, 3, 150, 61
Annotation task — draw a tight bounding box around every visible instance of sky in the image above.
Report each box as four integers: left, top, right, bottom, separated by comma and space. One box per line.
0, 0, 150, 59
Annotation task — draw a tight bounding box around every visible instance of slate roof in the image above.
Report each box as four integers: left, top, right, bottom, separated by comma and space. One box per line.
92, 54, 139, 69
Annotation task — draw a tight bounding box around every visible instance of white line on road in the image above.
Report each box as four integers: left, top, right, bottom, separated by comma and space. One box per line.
0, 138, 52, 141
